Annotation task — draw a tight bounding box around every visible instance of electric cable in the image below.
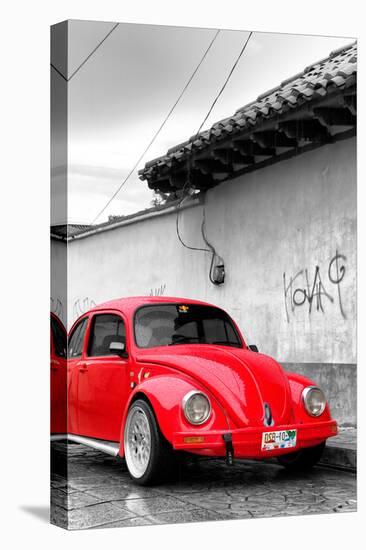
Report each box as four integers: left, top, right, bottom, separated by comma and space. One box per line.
90, 29, 221, 225
175, 32, 253, 283
51, 23, 119, 82
196, 31, 252, 135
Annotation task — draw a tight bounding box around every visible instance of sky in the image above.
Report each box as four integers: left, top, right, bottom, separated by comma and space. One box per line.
57, 20, 353, 224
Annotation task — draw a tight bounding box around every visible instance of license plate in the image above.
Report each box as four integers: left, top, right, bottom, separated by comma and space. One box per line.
261, 429, 297, 451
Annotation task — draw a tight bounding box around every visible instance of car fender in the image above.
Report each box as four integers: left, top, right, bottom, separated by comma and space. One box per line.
286, 371, 332, 423
118, 374, 228, 456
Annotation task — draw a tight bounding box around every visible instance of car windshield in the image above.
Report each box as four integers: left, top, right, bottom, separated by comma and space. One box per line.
134, 304, 242, 349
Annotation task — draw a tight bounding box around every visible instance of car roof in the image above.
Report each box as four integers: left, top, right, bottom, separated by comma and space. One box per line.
89, 296, 217, 315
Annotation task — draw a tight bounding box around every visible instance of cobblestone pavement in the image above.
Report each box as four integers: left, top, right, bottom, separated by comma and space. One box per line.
51, 442, 357, 530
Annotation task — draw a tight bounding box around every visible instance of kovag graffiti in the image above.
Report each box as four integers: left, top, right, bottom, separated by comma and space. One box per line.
283, 251, 347, 322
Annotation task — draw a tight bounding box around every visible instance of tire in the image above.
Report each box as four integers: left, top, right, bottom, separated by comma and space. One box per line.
277, 442, 325, 472
124, 398, 174, 485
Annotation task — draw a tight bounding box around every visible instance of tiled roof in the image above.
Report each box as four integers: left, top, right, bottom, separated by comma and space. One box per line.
51, 197, 202, 240
139, 41, 356, 191
51, 224, 92, 239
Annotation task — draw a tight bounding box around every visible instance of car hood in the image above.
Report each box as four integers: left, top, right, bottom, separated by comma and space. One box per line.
136, 345, 294, 428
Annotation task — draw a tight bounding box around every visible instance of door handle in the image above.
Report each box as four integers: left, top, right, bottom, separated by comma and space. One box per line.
51, 360, 60, 372
78, 363, 88, 373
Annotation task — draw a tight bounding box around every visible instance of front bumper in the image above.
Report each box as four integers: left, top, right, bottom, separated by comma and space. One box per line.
172, 419, 338, 458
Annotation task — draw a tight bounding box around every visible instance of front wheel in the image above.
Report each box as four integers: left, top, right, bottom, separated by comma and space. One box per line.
124, 399, 174, 485
277, 442, 325, 472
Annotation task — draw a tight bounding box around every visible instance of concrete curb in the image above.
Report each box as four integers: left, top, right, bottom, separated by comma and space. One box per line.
320, 429, 357, 471
265, 430, 357, 472
321, 444, 356, 471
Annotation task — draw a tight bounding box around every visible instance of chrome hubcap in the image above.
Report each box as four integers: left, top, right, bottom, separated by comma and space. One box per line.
124, 406, 151, 478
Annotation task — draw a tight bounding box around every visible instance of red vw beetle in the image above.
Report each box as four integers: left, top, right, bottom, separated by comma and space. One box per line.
50, 313, 67, 435
59, 296, 338, 485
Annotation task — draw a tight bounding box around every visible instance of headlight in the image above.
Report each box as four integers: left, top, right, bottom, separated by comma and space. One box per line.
182, 391, 211, 425
302, 386, 326, 417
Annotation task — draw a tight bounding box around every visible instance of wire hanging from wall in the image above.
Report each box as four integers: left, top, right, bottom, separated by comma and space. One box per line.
175, 171, 211, 254
175, 31, 253, 285
175, 184, 225, 285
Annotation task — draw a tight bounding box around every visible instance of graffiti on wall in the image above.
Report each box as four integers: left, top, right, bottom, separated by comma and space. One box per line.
150, 284, 166, 297
283, 251, 347, 322
73, 297, 96, 320
50, 297, 64, 323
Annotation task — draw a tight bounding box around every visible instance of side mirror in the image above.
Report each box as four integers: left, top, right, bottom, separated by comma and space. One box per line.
248, 344, 259, 353
109, 341, 127, 356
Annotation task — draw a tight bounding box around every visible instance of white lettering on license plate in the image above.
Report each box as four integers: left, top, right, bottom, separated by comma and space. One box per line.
261, 429, 297, 451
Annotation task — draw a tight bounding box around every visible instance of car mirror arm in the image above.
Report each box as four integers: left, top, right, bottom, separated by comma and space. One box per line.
248, 344, 259, 352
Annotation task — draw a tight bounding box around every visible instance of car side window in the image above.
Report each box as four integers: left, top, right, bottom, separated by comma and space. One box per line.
51, 316, 66, 357
88, 314, 126, 357
68, 318, 88, 358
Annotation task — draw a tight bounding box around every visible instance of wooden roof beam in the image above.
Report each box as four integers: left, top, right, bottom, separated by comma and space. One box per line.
212, 148, 255, 166
252, 130, 298, 149
343, 94, 356, 116
147, 178, 172, 192
194, 158, 232, 176
279, 120, 329, 142
168, 169, 214, 191
231, 139, 276, 157
313, 107, 356, 128
313, 107, 356, 136
168, 171, 188, 189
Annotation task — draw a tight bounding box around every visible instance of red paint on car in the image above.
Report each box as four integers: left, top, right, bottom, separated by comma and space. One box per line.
56, 297, 337, 483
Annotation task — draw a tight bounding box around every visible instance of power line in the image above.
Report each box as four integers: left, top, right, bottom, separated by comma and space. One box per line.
51, 63, 68, 82
175, 31, 253, 264
90, 29, 221, 225
69, 23, 119, 80
51, 22, 119, 82
196, 31, 252, 135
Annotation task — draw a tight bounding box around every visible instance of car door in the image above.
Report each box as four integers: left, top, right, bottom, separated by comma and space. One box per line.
77, 311, 129, 441
67, 316, 89, 434
50, 314, 67, 434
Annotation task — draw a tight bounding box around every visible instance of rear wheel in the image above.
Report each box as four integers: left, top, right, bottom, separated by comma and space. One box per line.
277, 442, 325, 471
124, 399, 174, 485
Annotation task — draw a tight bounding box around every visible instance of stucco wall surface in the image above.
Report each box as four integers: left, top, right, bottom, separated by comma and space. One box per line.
57, 137, 356, 424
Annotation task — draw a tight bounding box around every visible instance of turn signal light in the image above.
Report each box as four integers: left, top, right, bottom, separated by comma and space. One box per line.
183, 436, 205, 444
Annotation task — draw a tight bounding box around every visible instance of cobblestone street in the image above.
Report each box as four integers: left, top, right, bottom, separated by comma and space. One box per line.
51, 442, 357, 530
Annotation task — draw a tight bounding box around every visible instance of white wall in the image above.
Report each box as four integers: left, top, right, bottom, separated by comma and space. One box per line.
51, 238, 67, 326
53, 137, 356, 424
67, 137, 356, 364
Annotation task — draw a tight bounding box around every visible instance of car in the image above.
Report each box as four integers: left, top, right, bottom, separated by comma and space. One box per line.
53, 296, 338, 485
50, 313, 67, 435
